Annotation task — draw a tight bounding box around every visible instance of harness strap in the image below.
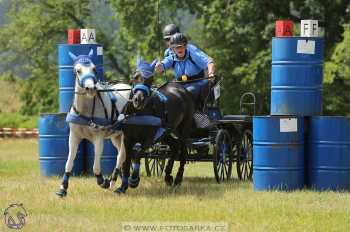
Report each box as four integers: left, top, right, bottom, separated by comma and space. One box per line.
91, 96, 96, 123
97, 91, 109, 120
111, 98, 117, 123
72, 106, 94, 123
188, 52, 200, 69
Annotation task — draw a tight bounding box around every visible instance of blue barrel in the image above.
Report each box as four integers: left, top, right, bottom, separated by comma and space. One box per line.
86, 139, 117, 175
271, 37, 324, 116
58, 44, 104, 112
38, 113, 85, 176
253, 116, 305, 191
308, 116, 350, 191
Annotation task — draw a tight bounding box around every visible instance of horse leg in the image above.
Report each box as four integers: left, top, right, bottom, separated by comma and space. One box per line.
115, 157, 131, 194
174, 143, 187, 186
129, 157, 141, 188
109, 133, 126, 189
56, 133, 81, 197
164, 158, 175, 186
93, 138, 109, 189
174, 118, 192, 187
164, 136, 178, 186
115, 140, 133, 194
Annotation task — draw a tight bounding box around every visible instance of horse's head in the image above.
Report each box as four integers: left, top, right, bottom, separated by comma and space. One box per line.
69, 49, 97, 98
132, 82, 151, 110
131, 58, 157, 110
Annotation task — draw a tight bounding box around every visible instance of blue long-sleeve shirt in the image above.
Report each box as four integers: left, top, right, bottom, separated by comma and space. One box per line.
161, 45, 213, 80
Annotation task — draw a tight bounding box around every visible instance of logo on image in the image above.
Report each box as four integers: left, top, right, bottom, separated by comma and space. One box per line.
3, 203, 27, 230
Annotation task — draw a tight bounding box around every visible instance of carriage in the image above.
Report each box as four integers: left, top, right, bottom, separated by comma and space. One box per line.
56, 51, 255, 196
139, 80, 255, 183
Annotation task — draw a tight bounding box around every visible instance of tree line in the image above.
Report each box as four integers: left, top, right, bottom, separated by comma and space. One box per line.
0, 0, 349, 116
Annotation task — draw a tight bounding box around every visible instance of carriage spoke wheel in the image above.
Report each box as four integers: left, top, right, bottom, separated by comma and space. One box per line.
237, 129, 253, 181
213, 129, 233, 183
145, 157, 166, 177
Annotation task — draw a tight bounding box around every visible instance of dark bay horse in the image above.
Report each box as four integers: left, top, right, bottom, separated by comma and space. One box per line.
114, 70, 195, 193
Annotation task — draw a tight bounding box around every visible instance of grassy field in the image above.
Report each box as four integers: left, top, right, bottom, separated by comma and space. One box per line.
1, 139, 350, 232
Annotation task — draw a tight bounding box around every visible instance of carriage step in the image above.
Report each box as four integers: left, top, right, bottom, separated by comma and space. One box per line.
191, 141, 210, 147
157, 144, 170, 152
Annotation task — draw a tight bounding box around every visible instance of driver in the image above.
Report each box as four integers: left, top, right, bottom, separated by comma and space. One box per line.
155, 33, 215, 111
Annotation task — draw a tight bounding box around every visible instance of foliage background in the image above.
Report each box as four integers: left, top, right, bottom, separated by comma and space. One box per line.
0, 0, 349, 127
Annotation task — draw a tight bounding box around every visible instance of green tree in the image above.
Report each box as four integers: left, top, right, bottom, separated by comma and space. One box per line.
324, 23, 350, 116
0, 0, 129, 114
0, 0, 349, 117
0, 0, 91, 114
190, 0, 350, 114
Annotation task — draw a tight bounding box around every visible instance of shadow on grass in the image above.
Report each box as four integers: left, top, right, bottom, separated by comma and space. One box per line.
123, 176, 247, 199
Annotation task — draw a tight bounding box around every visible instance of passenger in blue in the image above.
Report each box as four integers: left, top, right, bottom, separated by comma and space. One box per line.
155, 32, 216, 111
163, 24, 180, 58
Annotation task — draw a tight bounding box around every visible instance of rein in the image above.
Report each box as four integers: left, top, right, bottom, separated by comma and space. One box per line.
173, 76, 214, 83
97, 88, 131, 92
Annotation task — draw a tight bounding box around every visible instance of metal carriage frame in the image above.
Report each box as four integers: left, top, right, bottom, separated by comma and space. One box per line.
141, 81, 255, 183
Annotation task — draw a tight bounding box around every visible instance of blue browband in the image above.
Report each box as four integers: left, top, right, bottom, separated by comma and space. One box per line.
133, 84, 168, 103
133, 84, 151, 97
75, 57, 92, 65
153, 90, 167, 103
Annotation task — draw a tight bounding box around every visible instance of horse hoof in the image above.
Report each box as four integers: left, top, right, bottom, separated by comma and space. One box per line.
129, 176, 140, 188
109, 180, 116, 189
114, 186, 128, 194
172, 184, 181, 192
174, 180, 182, 187
96, 174, 105, 186
100, 179, 110, 189
165, 175, 173, 186
56, 188, 67, 197
174, 177, 183, 186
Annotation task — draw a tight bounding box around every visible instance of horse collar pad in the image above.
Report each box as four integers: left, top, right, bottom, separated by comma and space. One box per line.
153, 90, 168, 103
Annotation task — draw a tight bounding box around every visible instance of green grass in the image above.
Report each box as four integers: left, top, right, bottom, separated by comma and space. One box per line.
1, 139, 350, 232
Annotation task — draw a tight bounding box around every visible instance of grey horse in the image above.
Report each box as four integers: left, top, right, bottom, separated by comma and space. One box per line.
56, 49, 131, 197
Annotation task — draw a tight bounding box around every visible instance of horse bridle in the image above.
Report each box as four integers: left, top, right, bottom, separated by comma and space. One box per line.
72, 71, 135, 130
71, 67, 113, 128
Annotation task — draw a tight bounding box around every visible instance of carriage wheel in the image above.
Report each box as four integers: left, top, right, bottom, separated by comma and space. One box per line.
213, 129, 233, 183
145, 157, 166, 177
237, 129, 253, 181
